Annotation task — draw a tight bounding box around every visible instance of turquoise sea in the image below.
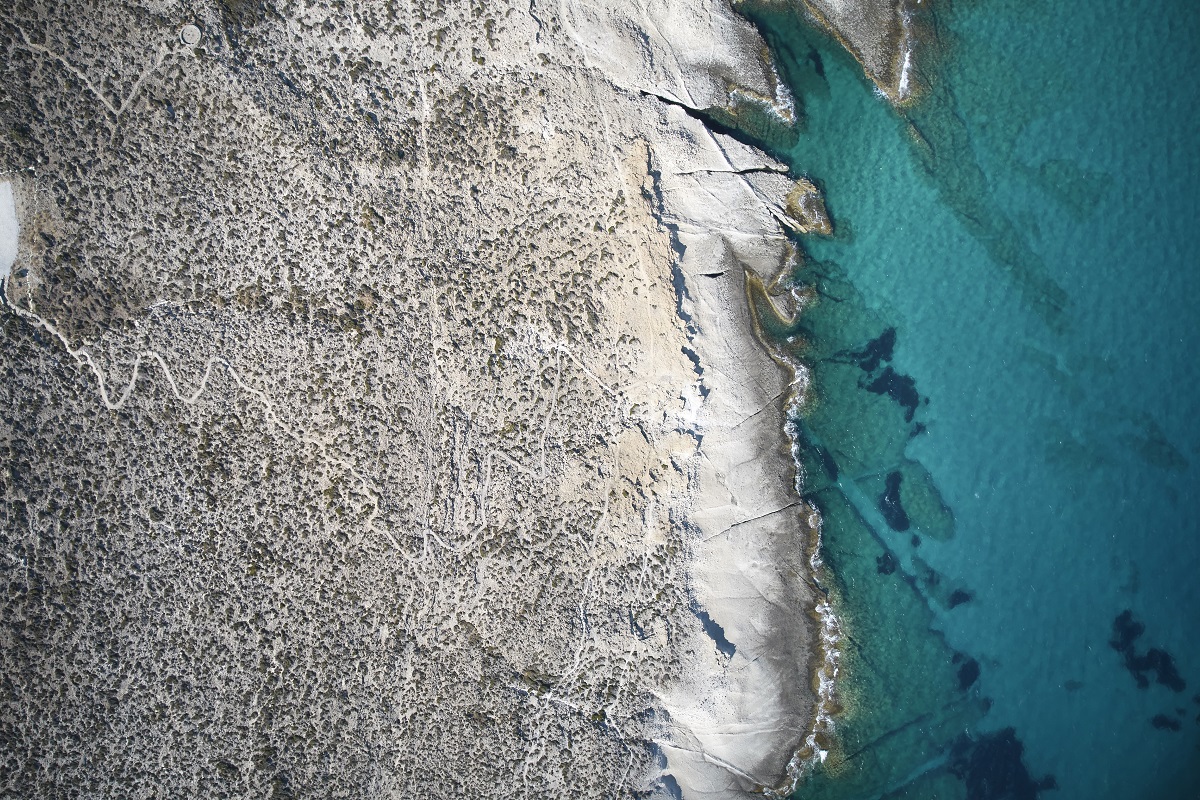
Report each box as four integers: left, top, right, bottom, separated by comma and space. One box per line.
733, 0, 1200, 797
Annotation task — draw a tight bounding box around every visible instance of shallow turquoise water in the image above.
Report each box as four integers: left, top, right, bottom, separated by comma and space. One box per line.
738, 0, 1200, 797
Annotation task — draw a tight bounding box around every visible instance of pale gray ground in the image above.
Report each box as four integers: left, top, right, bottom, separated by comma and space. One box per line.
0, 1, 881, 798
749, 0, 915, 100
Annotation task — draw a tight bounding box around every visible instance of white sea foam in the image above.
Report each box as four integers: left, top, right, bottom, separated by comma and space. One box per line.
897, 46, 913, 99
765, 58, 798, 124
722, 43, 798, 126
896, 8, 918, 102
728, 86, 796, 128
0, 182, 19, 281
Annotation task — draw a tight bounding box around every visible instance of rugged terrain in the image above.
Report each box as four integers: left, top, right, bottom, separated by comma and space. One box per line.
0, 1, 848, 797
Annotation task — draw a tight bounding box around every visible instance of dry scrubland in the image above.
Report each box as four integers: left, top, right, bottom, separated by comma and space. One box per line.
0, 0, 903, 797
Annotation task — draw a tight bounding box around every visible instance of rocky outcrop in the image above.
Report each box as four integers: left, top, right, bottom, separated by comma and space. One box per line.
745, 0, 920, 102
785, 177, 833, 235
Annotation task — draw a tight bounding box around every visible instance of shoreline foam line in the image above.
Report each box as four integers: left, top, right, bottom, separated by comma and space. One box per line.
743, 281, 847, 797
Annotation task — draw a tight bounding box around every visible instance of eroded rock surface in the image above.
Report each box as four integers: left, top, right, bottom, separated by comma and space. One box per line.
743, 0, 918, 101
0, 2, 819, 797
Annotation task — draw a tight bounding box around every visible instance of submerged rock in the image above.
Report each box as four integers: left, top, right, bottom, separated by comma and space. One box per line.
1151, 714, 1182, 732
1110, 610, 1187, 692
879, 469, 911, 531
843, 326, 896, 373
948, 727, 1056, 800
956, 657, 980, 691
785, 177, 833, 235
865, 366, 922, 423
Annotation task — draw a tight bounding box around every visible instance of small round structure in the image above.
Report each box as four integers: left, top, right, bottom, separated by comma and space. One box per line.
180, 24, 202, 46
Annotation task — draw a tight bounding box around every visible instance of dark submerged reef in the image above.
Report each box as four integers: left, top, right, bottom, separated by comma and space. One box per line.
1110, 609, 1187, 693
1110, 610, 1194, 735
955, 655, 981, 692
878, 470, 910, 531
864, 368, 922, 424
948, 728, 1058, 800
1151, 714, 1181, 732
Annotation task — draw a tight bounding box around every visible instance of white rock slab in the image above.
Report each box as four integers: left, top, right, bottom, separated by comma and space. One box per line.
0, 182, 18, 281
